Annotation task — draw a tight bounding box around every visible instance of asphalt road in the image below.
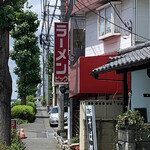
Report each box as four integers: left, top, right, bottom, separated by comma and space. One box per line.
18, 101, 62, 150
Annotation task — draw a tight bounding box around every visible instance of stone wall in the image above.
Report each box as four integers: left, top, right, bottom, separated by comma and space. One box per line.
97, 120, 117, 150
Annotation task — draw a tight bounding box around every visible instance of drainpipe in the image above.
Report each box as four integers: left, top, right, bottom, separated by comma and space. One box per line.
122, 72, 128, 113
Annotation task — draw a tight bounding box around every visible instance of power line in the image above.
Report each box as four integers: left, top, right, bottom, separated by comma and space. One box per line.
41, 0, 48, 34
49, 0, 59, 33
75, 0, 150, 41
108, 1, 128, 29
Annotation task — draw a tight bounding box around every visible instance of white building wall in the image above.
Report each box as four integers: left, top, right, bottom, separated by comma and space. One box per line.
131, 70, 150, 122
85, 0, 133, 57
120, 0, 133, 48
85, 12, 104, 56
135, 0, 150, 42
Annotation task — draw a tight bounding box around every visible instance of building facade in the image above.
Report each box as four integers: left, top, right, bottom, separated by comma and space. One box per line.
56, 0, 150, 149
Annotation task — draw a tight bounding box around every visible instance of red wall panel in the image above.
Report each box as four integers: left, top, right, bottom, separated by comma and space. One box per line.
69, 55, 131, 98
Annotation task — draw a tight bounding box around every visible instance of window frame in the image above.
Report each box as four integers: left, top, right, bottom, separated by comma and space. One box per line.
97, 1, 121, 40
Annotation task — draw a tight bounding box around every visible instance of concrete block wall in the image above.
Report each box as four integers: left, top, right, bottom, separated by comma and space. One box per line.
97, 120, 117, 150
117, 129, 150, 150
86, 100, 123, 119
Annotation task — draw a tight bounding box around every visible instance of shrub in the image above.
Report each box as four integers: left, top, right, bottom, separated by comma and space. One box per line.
116, 109, 149, 141
26, 95, 35, 103
16, 118, 28, 125
41, 98, 46, 106
0, 130, 25, 150
11, 100, 21, 108
0, 142, 9, 150
71, 136, 79, 143
10, 130, 25, 150
11, 99, 36, 113
27, 101, 36, 113
11, 105, 35, 122
40, 98, 44, 104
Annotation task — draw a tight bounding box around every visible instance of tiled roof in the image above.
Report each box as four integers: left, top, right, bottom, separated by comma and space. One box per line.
90, 42, 150, 78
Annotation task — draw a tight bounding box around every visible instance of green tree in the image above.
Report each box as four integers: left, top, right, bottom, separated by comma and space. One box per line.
0, 0, 26, 145
48, 52, 53, 98
10, 10, 41, 105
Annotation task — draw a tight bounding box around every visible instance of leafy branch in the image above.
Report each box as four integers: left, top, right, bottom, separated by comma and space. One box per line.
0, 0, 26, 30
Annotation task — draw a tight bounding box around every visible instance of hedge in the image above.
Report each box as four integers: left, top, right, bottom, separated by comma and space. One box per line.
26, 95, 35, 103
11, 100, 21, 108
0, 130, 25, 150
27, 101, 36, 113
11, 100, 36, 113
11, 105, 35, 122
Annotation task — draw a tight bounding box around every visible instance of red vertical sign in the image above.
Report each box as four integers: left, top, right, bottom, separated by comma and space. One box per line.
54, 22, 68, 84
11, 119, 17, 130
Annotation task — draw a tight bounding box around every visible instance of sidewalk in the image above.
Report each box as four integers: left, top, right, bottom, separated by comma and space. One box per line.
18, 101, 62, 150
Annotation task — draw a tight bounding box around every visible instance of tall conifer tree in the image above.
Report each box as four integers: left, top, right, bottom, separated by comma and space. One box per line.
10, 10, 41, 105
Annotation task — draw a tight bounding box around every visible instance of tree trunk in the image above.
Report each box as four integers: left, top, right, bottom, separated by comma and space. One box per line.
20, 73, 26, 105
21, 96, 26, 105
0, 29, 12, 146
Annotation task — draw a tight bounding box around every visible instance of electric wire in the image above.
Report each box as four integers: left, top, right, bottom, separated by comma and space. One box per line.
41, 0, 47, 34
74, 3, 80, 11
40, 0, 43, 17
75, 0, 150, 41
49, 0, 59, 33
108, 1, 129, 29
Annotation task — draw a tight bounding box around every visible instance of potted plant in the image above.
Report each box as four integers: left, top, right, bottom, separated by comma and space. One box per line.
116, 108, 149, 142
70, 136, 79, 150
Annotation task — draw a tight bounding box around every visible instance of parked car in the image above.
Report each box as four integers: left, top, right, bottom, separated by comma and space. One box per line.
49, 106, 68, 127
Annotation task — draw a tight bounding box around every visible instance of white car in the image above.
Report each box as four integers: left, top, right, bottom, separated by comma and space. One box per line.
49, 106, 68, 127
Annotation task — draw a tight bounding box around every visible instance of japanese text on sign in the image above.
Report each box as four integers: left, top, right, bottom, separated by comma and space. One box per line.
54, 23, 68, 84
86, 105, 97, 150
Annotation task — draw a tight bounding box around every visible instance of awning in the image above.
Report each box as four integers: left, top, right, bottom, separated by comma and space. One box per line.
90, 42, 150, 79
69, 54, 130, 98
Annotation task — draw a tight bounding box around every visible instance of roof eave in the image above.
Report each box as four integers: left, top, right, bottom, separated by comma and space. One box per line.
71, 0, 103, 15
91, 59, 150, 79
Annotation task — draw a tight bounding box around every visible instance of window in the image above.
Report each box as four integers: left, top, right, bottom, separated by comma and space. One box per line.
52, 107, 58, 113
97, 2, 121, 39
100, 6, 111, 36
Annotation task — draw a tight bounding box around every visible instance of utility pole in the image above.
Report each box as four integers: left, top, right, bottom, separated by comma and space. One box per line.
58, 85, 64, 130
42, 42, 46, 104
46, 2, 50, 112
40, 0, 51, 111
58, 0, 66, 131
60, 0, 65, 21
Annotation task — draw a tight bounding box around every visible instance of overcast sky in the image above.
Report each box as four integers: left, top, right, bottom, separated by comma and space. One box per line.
9, 0, 60, 99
